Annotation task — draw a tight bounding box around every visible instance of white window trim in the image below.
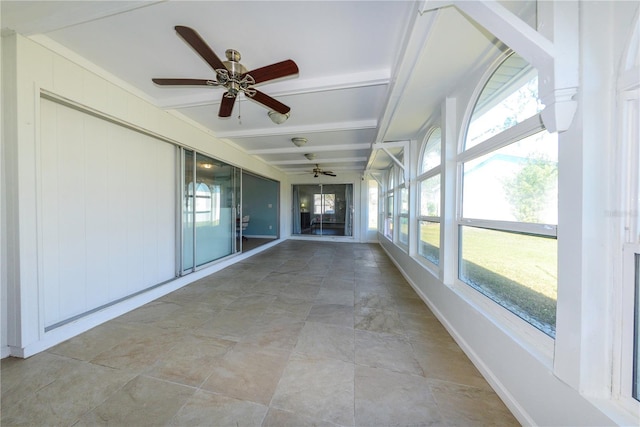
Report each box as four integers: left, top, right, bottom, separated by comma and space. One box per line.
611, 10, 639, 409
417, 166, 441, 182
458, 114, 545, 164
455, 42, 558, 347
416, 126, 443, 268
419, 127, 443, 175
450, 275, 556, 361
459, 218, 557, 238
396, 165, 409, 251
456, 76, 554, 353
612, 84, 640, 414
456, 115, 557, 345
383, 168, 394, 241
616, 244, 640, 412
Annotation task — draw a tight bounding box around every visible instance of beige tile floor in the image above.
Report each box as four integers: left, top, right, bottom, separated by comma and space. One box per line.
1, 241, 520, 426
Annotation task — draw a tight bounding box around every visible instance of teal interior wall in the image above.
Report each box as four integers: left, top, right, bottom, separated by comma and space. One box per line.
242, 173, 278, 236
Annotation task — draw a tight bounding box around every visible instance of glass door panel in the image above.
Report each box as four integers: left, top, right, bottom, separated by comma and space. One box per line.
293, 184, 353, 236
195, 153, 234, 266
182, 150, 237, 272
183, 150, 195, 271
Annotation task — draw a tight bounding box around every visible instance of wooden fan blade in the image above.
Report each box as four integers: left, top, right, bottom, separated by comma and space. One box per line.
249, 90, 290, 114
152, 78, 214, 86
245, 59, 299, 85
218, 93, 236, 117
174, 26, 226, 72
322, 171, 337, 177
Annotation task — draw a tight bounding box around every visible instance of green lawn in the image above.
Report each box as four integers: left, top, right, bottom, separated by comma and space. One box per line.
419, 224, 557, 334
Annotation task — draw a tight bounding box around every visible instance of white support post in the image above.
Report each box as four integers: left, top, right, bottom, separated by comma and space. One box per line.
453, 0, 578, 133
441, 97, 457, 285
537, 0, 579, 133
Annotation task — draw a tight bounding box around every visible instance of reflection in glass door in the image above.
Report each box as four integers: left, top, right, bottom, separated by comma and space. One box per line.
292, 184, 353, 236
182, 150, 238, 272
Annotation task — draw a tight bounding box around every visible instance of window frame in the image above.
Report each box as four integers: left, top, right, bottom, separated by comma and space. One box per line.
621, 245, 640, 406
313, 192, 336, 215
417, 126, 443, 268
455, 51, 559, 341
613, 52, 640, 410
397, 157, 409, 249
383, 167, 394, 240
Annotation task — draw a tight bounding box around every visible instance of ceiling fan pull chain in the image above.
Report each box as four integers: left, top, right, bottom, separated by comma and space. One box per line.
237, 97, 242, 125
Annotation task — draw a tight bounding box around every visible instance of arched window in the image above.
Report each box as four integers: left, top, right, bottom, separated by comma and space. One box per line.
466, 53, 543, 150
398, 154, 409, 246
384, 167, 394, 239
418, 127, 442, 265
458, 52, 558, 337
421, 127, 441, 173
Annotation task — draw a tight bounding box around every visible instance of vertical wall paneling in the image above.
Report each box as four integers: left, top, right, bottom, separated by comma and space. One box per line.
107, 124, 129, 301
57, 103, 87, 321
39, 97, 177, 329
40, 99, 61, 325
84, 115, 110, 310
125, 126, 145, 293
3, 33, 287, 357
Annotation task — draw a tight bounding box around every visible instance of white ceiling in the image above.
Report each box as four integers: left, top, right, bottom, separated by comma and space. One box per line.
2, 0, 536, 178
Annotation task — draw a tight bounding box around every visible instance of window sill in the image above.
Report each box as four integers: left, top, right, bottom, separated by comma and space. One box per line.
587, 396, 639, 427
413, 253, 440, 278
449, 279, 555, 367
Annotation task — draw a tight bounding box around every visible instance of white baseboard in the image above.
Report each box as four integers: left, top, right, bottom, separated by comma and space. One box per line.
377, 242, 534, 426
11, 239, 284, 359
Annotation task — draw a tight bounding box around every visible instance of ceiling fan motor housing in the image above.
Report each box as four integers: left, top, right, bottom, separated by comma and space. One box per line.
220, 50, 251, 97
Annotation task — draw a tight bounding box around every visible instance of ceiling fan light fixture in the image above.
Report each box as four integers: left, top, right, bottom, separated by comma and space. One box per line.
269, 111, 290, 124
291, 137, 307, 147
304, 153, 316, 160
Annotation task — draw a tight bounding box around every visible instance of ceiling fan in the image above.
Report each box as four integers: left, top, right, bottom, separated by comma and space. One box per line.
152, 26, 299, 118
312, 164, 336, 178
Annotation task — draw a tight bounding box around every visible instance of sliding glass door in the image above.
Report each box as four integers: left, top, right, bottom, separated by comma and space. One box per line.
183, 150, 239, 272
293, 184, 353, 236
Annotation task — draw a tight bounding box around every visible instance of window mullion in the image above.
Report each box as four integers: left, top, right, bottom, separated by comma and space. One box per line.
459, 114, 544, 162
417, 165, 442, 181
459, 218, 557, 237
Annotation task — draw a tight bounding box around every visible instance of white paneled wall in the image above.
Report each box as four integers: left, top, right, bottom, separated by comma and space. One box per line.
2, 32, 289, 357
39, 98, 176, 328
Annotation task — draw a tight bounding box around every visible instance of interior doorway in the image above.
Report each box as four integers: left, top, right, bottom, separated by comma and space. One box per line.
292, 184, 353, 236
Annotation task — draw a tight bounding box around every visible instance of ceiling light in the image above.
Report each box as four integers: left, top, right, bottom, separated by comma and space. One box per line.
291, 137, 307, 147
269, 111, 290, 124
201, 163, 213, 169
304, 153, 316, 160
